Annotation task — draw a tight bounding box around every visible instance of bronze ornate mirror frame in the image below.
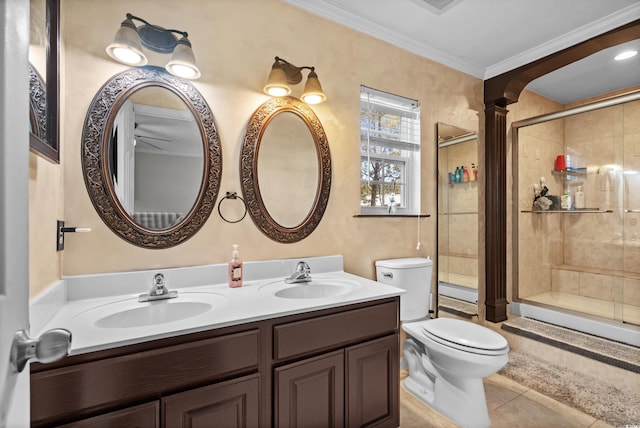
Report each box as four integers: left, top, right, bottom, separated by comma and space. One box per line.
29, 64, 47, 141
241, 96, 331, 243
81, 66, 222, 249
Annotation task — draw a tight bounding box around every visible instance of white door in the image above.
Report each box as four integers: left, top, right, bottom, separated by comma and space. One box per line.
1, 1, 32, 426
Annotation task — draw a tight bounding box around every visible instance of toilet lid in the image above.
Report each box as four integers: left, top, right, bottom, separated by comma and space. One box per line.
422, 318, 508, 355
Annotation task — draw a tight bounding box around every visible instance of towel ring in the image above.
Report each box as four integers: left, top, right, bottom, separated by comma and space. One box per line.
217, 192, 248, 224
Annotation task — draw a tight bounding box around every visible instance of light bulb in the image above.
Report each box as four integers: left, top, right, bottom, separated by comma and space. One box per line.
112, 47, 143, 65
267, 86, 290, 97
301, 94, 323, 104
168, 63, 198, 79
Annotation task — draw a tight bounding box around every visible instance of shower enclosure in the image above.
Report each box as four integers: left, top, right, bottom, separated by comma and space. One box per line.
437, 123, 479, 304
513, 93, 640, 344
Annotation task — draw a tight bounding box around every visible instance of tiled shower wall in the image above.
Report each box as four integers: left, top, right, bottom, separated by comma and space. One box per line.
517, 118, 564, 298
518, 99, 640, 311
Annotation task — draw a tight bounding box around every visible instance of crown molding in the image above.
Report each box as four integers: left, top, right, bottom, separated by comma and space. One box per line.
282, 0, 485, 78
283, 0, 640, 81
485, 3, 640, 78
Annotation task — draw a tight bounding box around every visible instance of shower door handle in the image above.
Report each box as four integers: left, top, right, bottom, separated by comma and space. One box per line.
624, 209, 640, 213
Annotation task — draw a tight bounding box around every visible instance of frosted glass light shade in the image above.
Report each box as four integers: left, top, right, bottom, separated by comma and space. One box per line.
165, 37, 201, 79
301, 70, 326, 104
264, 62, 291, 97
106, 20, 148, 66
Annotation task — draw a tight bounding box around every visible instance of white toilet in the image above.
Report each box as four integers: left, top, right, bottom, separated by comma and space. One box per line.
376, 258, 509, 428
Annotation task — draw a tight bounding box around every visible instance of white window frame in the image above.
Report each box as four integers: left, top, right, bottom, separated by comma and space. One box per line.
360, 86, 420, 215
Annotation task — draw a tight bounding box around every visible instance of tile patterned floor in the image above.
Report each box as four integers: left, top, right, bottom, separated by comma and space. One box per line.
399, 370, 617, 428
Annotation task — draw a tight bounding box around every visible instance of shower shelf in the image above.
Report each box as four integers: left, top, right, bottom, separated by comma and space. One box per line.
551, 169, 587, 177
521, 209, 612, 214
551, 169, 586, 186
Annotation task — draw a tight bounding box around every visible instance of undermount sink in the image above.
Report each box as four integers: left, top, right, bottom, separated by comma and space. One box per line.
73, 292, 227, 329
260, 277, 361, 299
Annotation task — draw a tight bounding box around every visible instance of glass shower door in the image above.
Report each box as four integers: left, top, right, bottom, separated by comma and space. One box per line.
622, 99, 640, 326
515, 98, 640, 327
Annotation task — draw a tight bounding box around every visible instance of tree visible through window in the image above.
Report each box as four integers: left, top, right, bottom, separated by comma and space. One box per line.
360, 86, 420, 214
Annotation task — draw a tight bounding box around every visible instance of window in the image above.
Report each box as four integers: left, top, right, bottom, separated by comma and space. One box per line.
360, 86, 420, 215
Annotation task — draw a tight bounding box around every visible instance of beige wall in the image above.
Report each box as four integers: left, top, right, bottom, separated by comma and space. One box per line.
29, 155, 64, 298
28, 0, 483, 297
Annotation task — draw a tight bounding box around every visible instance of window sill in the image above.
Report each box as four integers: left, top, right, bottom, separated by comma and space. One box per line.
354, 214, 430, 218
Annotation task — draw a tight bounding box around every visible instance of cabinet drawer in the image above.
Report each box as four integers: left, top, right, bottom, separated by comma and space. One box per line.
274, 300, 399, 361
31, 329, 259, 426
58, 401, 159, 428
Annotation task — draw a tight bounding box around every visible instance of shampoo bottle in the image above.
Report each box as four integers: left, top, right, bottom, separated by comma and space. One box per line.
574, 186, 585, 209
228, 244, 243, 288
561, 189, 572, 210
463, 166, 469, 182
471, 163, 478, 181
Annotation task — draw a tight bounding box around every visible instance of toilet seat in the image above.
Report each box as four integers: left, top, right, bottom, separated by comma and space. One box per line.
421, 318, 509, 356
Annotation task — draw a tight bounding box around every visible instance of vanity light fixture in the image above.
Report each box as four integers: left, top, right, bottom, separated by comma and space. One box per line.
106, 13, 201, 79
263, 56, 326, 104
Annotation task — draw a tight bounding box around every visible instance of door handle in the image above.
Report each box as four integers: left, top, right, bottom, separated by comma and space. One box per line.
625, 209, 640, 213
10, 328, 71, 373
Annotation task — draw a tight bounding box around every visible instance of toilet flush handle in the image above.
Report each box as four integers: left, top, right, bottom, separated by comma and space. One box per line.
382, 272, 393, 279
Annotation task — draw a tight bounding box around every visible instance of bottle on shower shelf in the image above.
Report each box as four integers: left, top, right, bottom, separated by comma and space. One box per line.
470, 163, 478, 181
574, 186, 585, 209
463, 166, 469, 182
561, 188, 572, 210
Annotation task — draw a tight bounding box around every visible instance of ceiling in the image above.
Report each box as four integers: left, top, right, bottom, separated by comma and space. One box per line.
283, 0, 640, 104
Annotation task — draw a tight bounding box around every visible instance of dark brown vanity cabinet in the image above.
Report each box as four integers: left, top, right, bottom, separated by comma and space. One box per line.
31, 329, 261, 427
273, 300, 400, 427
57, 402, 160, 428
162, 373, 260, 427
274, 336, 399, 428
56, 374, 260, 428
31, 297, 400, 427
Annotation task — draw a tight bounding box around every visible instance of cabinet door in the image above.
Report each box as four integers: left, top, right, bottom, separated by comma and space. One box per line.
346, 335, 399, 428
162, 373, 259, 428
274, 350, 344, 428
58, 401, 159, 428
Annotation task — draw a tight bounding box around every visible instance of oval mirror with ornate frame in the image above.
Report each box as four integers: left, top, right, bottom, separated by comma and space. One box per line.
29, 64, 47, 141
82, 66, 222, 249
241, 96, 331, 243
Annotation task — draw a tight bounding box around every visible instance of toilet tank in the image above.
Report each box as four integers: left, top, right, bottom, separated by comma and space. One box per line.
375, 257, 432, 322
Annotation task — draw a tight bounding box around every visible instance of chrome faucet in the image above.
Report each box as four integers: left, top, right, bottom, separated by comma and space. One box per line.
139, 273, 178, 302
285, 261, 312, 284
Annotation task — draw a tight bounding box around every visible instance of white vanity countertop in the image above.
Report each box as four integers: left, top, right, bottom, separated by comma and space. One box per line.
32, 255, 404, 355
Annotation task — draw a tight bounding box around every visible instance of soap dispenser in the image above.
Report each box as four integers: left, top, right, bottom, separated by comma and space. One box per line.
228, 244, 243, 288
